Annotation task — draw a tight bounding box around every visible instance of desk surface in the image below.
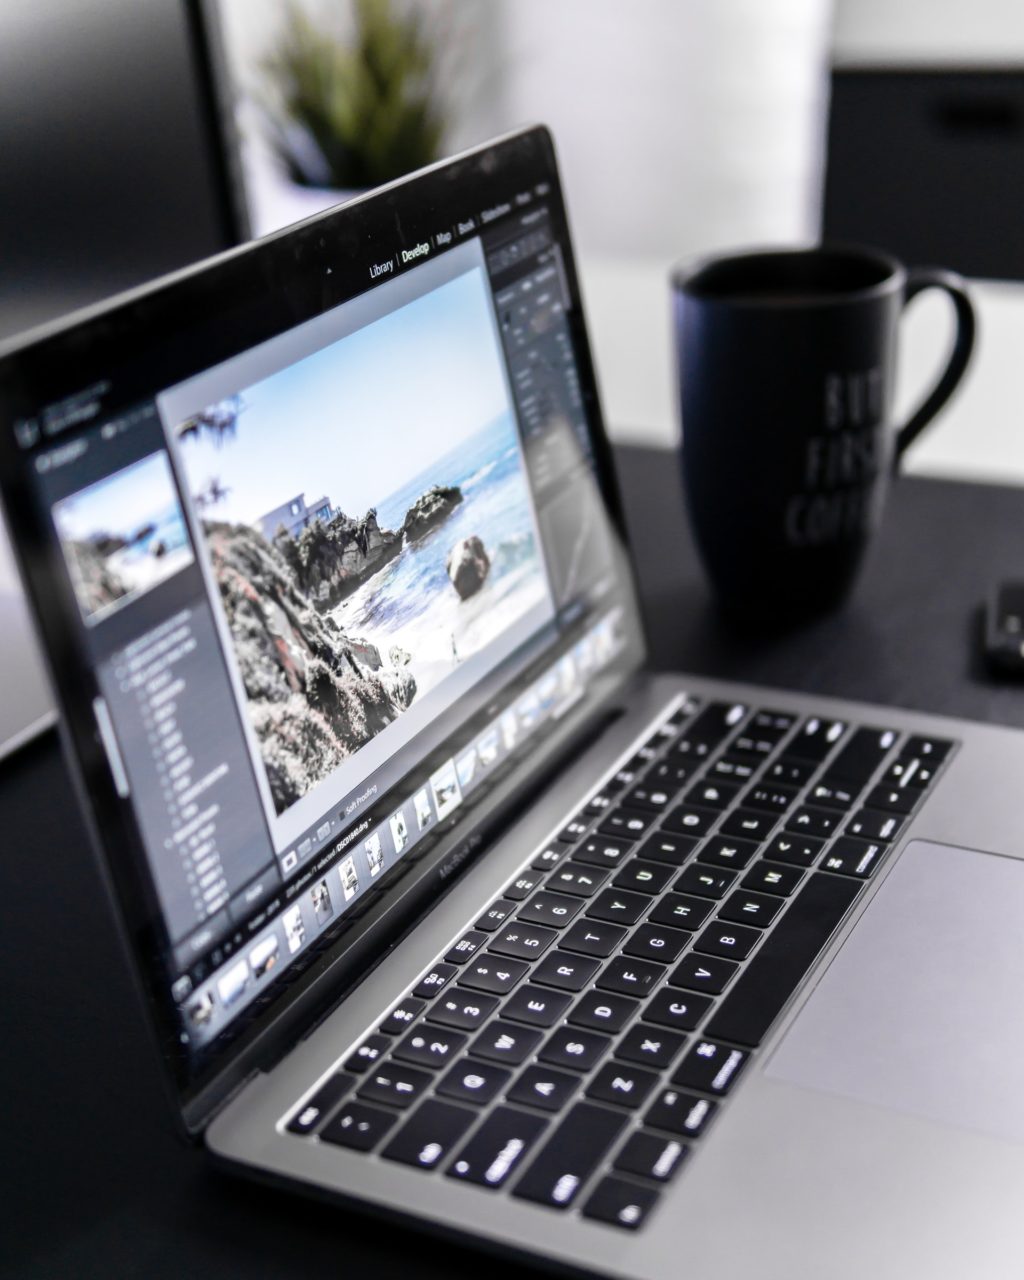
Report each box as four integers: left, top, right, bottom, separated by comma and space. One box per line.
4, 449, 1024, 1279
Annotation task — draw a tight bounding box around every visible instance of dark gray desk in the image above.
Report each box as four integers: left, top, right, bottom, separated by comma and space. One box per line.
4, 448, 1023, 1278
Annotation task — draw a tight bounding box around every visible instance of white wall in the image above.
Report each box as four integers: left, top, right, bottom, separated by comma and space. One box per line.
217, 0, 833, 258
833, 0, 1024, 64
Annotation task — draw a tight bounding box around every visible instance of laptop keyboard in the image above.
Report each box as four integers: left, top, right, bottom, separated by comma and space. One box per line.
281, 697, 955, 1232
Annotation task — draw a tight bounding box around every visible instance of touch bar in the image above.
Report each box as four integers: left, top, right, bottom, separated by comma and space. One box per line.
703, 873, 860, 1048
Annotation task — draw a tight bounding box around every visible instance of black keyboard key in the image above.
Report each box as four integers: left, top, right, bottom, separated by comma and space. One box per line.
428, 988, 499, 1031
624, 923, 691, 963
740, 783, 799, 813
444, 931, 488, 965
645, 988, 712, 1032
518, 890, 583, 929
547, 863, 608, 898
718, 890, 783, 928
741, 861, 804, 897
394, 1025, 467, 1070
681, 701, 748, 749
635, 832, 699, 865
502, 984, 572, 1028
539, 1026, 611, 1072
708, 755, 758, 783
763, 833, 823, 867
560, 918, 627, 958
585, 790, 616, 816
751, 709, 796, 733
730, 730, 783, 759
762, 756, 815, 786
286, 1073, 354, 1134
669, 953, 737, 995
624, 781, 675, 811
507, 1065, 580, 1112
721, 809, 776, 842
513, 1102, 627, 1208
379, 997, 426, 1036
472, 1020, 543, 1066
344, 1034, 389, 1074
806, 780, 857, 810
617, 1024, 687, 1070
663, 804, 718, 838
573, 835, 633, 870
533, 950, 601, 991
569, 989, 639, 1034
704, 871, 859, 1047
882, 755, 938, 789
587, 1061, 659, 1109
320, 1100, 397, 1151
645, 1088, 717, 1138
489, 921, 559, 962
476, 900, 515, 932
582, 1176, 659, 1230
683, 780, 739, 811
865, 784, 917, 814
846, 808, 904, 842
673, 1040, 748, 1096
558, 817, 590, 843
820, 836, 887, 878
586, 888, 650, 925
597, 955, 665, 998
357, 1062, 432, 1109
695, 921, 761, 960
504, 871, 544, 902
381, 1099, 476, 1171
644, 764, 696, 800
532, 844, 569, 872
599, 808, 655, 840
648, 892, 713, 930
697, 835, 759, 871
824, 726, 899, 785
785, 806, 842, 838
446, 1107, 548, 1187
904, 734, 953, 763
614, 1130, 688, 1182
412, 963, 458, 999
612, 860, 674, 896
787, 717, 846, 761
437, 1057, 512, 1105
459, 956, 529, 996
675, 863, 736, 899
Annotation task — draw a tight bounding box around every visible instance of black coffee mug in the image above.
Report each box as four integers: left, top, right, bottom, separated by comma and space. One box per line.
672, 244, 975, 623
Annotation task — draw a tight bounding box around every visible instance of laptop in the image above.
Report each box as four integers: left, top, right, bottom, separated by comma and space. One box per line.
2, 126, 1022, 1280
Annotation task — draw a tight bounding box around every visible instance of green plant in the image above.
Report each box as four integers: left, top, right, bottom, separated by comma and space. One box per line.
262, 0, 450, 190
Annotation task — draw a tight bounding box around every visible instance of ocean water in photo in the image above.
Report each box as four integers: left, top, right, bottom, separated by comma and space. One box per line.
332, 413, 549, 698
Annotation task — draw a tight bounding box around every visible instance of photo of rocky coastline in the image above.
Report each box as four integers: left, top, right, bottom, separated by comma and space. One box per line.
174, 266, 552, 815
53, 451, 194, 625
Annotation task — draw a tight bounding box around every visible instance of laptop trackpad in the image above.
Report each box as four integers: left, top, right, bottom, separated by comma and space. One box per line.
766, 840, 1024, 1143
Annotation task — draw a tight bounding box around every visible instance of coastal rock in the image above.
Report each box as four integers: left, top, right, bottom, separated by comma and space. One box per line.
64, 537, 129, 615
402, 485, 463, 543
274, 508, 402, 610
204, 519, 416, 812
446, 535, 490, 600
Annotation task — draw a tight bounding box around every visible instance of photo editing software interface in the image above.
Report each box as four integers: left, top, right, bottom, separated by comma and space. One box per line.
20, 194, 630, 1065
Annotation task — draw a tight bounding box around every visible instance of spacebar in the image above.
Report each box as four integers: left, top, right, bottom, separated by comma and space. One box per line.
704, 873, 860, 1047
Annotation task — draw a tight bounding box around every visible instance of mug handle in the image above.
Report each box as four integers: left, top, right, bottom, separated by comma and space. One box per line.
893, 267, 976, 470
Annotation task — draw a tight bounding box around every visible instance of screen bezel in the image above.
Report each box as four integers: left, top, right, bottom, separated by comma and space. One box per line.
0, 126, 647, 1133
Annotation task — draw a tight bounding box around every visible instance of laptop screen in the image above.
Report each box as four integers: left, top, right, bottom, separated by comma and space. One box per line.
0, 129, 644, 1115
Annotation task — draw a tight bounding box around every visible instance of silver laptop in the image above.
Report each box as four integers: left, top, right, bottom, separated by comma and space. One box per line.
3, 127, 1022, 1280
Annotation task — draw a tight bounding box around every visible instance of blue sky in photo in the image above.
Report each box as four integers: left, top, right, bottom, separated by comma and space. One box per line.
177, 266, 511, 528
54, 452, 181, 543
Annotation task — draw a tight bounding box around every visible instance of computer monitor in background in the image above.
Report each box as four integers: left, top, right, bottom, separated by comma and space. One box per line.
0, 0, 244, 757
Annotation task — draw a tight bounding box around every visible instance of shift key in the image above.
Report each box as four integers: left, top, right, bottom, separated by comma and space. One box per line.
704, 871, 859, 1047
